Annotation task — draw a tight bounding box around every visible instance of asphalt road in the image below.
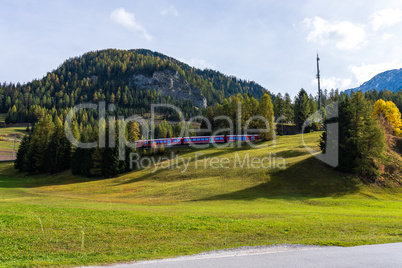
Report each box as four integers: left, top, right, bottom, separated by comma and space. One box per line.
84, 243, 402, 268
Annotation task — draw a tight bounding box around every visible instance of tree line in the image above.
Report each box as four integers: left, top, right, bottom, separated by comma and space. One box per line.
203, 93, 275, 140
320, 91, 402, 183
15, 114, 142, 178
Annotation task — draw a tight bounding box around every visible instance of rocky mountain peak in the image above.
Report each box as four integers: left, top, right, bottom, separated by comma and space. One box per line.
132, 69, 207, 109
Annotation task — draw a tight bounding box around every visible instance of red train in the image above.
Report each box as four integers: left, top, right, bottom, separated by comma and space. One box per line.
135, 134, 259, 148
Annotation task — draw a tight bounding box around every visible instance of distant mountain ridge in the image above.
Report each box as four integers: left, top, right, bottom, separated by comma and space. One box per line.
343, 68, 402, 95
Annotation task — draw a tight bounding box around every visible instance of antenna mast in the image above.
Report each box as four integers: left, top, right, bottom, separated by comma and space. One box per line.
316, 53, 322, 119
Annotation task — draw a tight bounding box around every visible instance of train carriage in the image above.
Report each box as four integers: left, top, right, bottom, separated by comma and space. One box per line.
135, 134, 259, 148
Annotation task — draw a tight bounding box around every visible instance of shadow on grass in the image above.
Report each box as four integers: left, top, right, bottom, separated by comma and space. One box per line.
0, 144, 258, 189
117, 144, 258, 185
0, 161, 115, 188
198, 156, 360, 201
275, 149, 309, 158
0, 170, 108, 189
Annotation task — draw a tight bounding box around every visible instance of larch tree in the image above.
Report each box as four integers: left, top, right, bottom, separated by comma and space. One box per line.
372, 99, 402, 136
283, 93, 294, 123
258, 93, 275, 140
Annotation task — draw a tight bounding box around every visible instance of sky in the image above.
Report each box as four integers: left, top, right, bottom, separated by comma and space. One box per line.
2, 0, 402, 97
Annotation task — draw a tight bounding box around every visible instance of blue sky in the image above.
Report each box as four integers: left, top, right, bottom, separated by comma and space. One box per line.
2, 0, 402, 97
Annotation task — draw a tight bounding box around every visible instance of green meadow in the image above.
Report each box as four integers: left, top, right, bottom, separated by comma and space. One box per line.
0, 114, 6, 123
0, 140, 19, 152
0, 126, 27, 136
0, 132, 401, 267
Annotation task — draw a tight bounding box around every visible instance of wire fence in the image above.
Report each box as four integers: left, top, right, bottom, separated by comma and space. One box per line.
0, 152, 16, 162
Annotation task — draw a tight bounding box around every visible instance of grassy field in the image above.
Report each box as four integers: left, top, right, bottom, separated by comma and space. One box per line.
0, 132, 401, 267
0, 126, 24, 160
0, 140, 20, 151
0, 126, 27, 136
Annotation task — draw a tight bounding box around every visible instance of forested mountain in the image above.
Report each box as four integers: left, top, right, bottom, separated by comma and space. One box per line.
0, 48, 270, 124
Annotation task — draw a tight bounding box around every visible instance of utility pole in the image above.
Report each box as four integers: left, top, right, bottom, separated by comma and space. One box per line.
316, 53, 322, 122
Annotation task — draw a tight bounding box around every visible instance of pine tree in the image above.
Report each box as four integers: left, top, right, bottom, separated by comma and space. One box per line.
273, 93, 284, 120
294, 89, 311, 130
70, 122, 85, 176
173, 123, 182, 137
71, 146, 83, 175
14, 135, 30, 171
321, 92, 385, 182
45, 117, 71, 173
28, 116, 55, 172
101, 123, 120, 178
348, 92, 385, 181
90, 147, 103, 177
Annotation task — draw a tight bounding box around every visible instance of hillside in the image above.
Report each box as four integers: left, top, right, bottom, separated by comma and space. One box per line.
343, 68, 402, 95
1, 132, 401, 267
0, 49, 270, 124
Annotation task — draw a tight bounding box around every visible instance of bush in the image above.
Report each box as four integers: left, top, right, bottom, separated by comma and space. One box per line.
159, 144, 165, 155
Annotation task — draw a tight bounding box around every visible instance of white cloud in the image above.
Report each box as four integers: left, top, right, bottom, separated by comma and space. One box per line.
303, 16, 366, 50
160, 5, 179, 16
382, 33, 394, 40
110, 8, 153, 41
311, 77, 352, 90
370, 9, 402, 30
179, 58, 215, 70
322, 77, 352, 90
349, 61, 402, 85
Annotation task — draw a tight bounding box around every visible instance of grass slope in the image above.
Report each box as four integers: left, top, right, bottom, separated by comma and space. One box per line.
0, 140, 20, 151
0, 126, 27, 136
0, 132, 401, 267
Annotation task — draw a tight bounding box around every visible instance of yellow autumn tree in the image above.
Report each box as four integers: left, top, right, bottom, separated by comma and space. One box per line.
372, 99, 402, 136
